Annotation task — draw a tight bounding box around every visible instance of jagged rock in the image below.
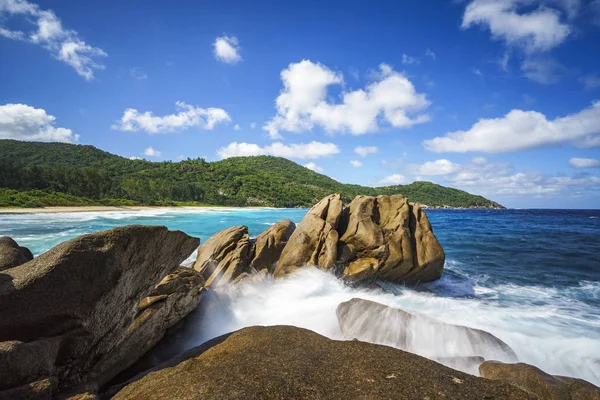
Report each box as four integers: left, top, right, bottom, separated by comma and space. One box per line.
480, 361, 600, 400
113, 325, 531, 400
274, 194, 343, 277
250, 220, 295, 273
193, 226, 252, 287
88, 267, 205, 388
0, 225, 199, 396
273, 194, 444, 284
336, 298, 517, 367
0, 237, 33, 271
338, 195, 444, 284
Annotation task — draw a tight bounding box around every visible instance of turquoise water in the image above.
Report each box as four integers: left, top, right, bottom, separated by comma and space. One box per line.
1, 208, 599, 384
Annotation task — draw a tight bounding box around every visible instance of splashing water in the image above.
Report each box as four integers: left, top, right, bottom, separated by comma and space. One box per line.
1, 208, 599, 384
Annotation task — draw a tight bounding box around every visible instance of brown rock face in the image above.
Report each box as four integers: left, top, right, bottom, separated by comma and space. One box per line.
0, 225, 199, 396
338, 195, 444, 283
250, 220, 295, 273
193, 226, 252, 287
336, 298, 517, 367
0, 237, 33, 271
480, 361, 600, 400
113, 325, 531, 400
274, 194, 444, 284
274, 194, 343, 277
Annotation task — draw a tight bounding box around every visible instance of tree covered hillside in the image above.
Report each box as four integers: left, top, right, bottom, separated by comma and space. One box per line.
0, 140, 503, 208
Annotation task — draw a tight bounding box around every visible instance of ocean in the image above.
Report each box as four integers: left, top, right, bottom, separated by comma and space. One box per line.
1, 208, 599, 384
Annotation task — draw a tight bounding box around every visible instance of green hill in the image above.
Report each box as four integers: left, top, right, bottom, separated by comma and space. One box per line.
0, 139, 503, 209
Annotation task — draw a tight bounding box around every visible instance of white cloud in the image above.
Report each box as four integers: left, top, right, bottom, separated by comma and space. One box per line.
129, 67, 147, 81
217, 141, 340, 160
234, 124, 241, 131
473, 68, 483, 76
579, 74, 600, 91
263, 60, 430, 139
462, 0, 571, 53
143, 147, 161, 157
0, 103, 78, 143
402, 54, 419, 64
425, 48, 436, 60
350, 160, 363, 167
444, 157, 600, 197
0, 0, 107, 80
423, 101, 600, 153
304, 162, 324, 173
377, 174, 406, 185
129, 156, 142, 160
355, 146, 378, 157
213, 35, 241, 64
250, 122, 257, 129
409, 159, 462, 175
113, 101, 231, 133
569, 157, 600, 168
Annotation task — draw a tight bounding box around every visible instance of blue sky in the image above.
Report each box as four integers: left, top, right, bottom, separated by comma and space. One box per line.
1, 0, 600, 208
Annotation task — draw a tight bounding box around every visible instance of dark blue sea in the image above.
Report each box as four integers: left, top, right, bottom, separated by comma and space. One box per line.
1, 208, 599, 383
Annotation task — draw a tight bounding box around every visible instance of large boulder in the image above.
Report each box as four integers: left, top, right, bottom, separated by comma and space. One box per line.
193, 226, 252, 287
113, 325, 531, 400
274, 194, 444, 284
0, 237, 33, 271
338, 195, 444, 283
250, 220, 295, 273
274, 194, 343, 277
480, 361, 600, 400
336, 298, 517, 372
0, 225, 199, 396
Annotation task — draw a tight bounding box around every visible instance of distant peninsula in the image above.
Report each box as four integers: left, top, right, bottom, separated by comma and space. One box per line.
0, 139, 504, 209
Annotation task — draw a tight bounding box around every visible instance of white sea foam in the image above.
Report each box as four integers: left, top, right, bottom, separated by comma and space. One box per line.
186, 267, 600, 385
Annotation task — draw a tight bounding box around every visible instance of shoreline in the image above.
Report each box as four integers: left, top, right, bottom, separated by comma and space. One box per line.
0, 205, 275, 215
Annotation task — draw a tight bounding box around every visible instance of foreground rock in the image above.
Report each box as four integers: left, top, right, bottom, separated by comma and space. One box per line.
336, 298, 517, 371
274, 194, 445, 284
114, 325, 531, 400
0, 225, 199, 397
0, 236, 33, 271
194, 220, 295, 286
480, 361, 600, 400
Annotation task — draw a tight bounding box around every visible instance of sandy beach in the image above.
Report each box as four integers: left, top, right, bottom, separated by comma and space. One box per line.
0, 205, 242, 214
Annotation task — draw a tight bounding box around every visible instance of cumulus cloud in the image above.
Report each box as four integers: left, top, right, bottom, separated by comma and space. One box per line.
377, 174, 406, 185
423, 101, 600, 153
304, 162, 324, 173
461, 0, 574, 84
217, 141, 340, 160
113, 101, 231, 134
263, 60, 430, 139
143, 147, 161, 157
234, 124, 241, 131
0, 103, 78, 143
213, 35, 241, 64
569, 157, 600, 168
409, 159, 462, 175
355, 146, 378, 157
129, 156, 142, 160
250, 122, 257, 129
462, 0, 570, 53
350, 160, 363, 167
0, 0, 107, 80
